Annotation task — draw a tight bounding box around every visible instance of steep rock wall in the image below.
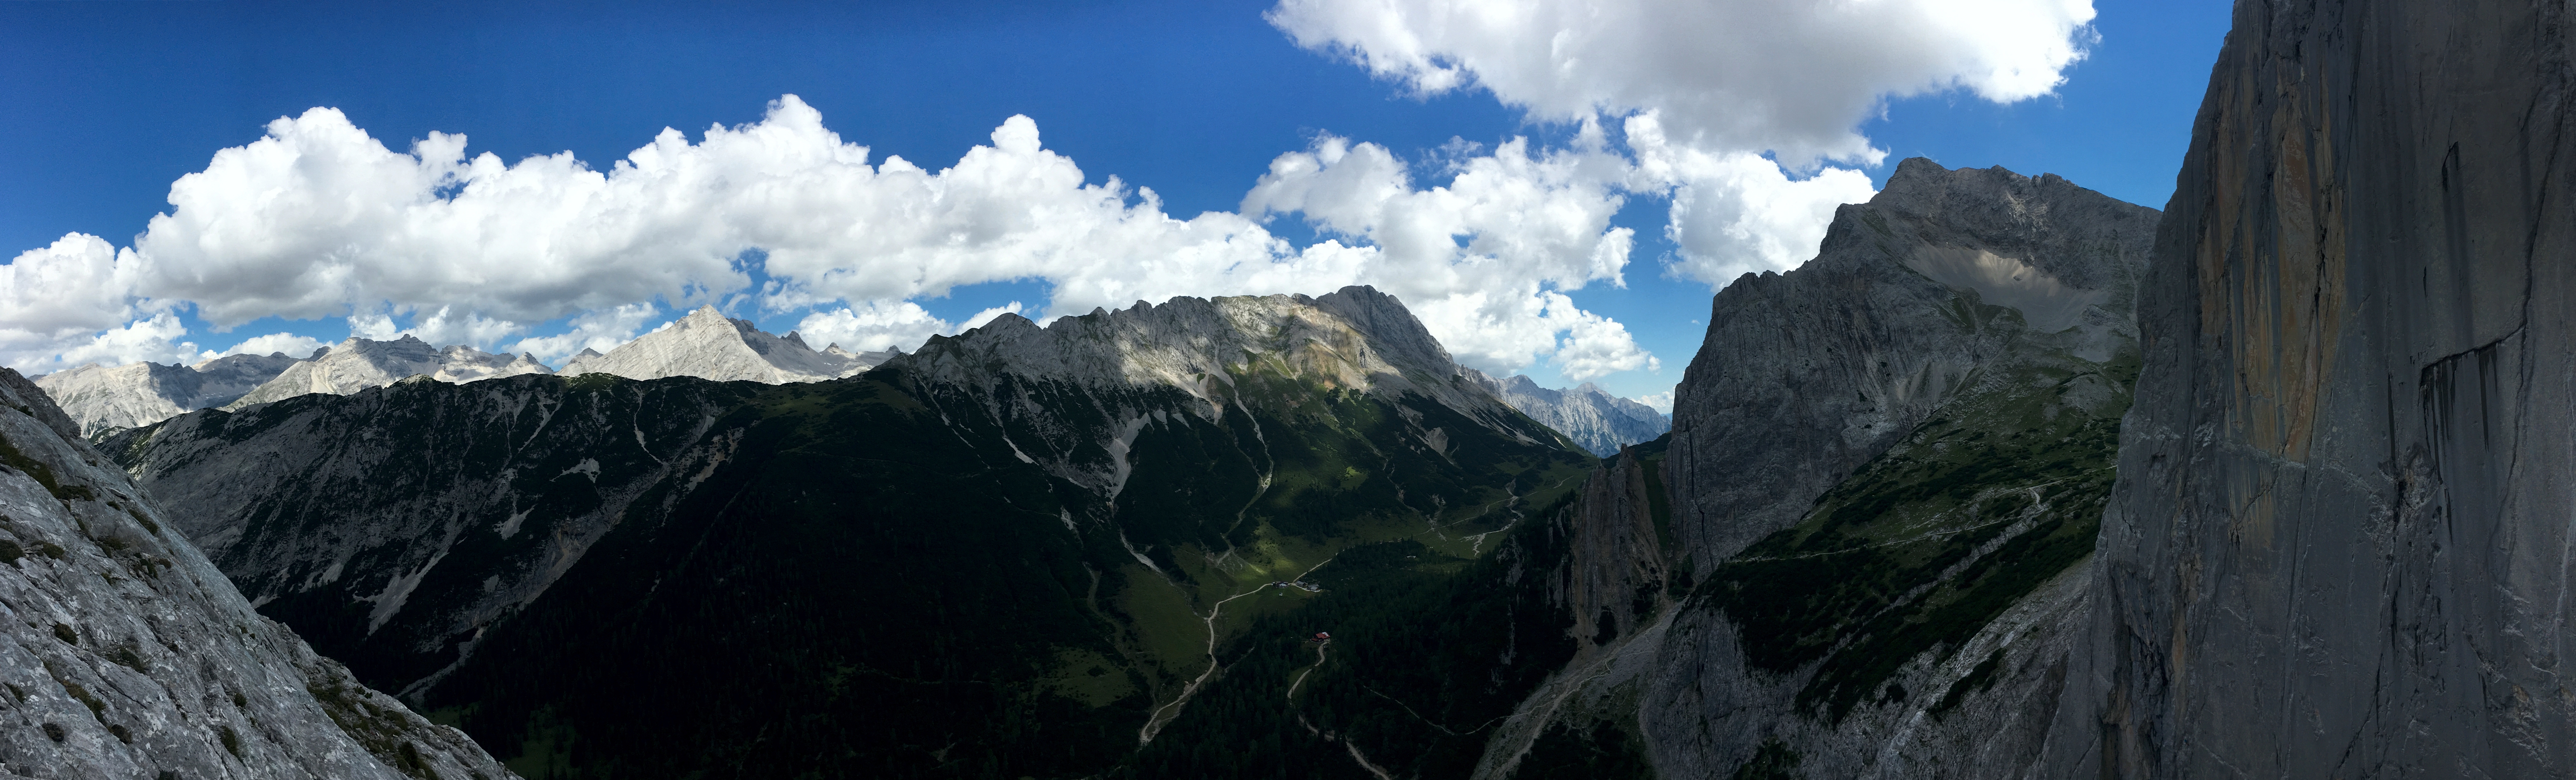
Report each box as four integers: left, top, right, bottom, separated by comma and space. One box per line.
0, 368, 512, 779
1475, 160, 2158, 780
1665, 159, 2158, 575
2046, 1, 2576, 776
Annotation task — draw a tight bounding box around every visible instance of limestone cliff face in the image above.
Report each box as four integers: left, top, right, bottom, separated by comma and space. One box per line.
1665, 158, 2159, 574
35, 352, 303, 437
0, 368, 512, 779
2045, 1, 2576, 775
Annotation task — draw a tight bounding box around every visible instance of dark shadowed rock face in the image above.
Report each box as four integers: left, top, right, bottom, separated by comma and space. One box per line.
2046, 1, 2576, 776
1665, 158, 2160, 574
0, 369, 513, 780
1467, 161, 2159, 780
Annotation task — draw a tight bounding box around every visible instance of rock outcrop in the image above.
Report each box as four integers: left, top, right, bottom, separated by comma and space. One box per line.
558, 305, 887, 383
0, 368, 513, 779
225, 336, 549, 409
1472, 159, 2160, 779
892, 287, 1542, 440
35, 352, 305, 437
1663, 157, 2158, 571
1467, 371, 1669, 456
2043, 1, 2576, 776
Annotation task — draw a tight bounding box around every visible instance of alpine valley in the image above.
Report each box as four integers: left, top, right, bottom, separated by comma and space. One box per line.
32, 0, 2576, 775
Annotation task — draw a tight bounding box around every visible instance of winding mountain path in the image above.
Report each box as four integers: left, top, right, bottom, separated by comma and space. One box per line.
1137, 552, 1343, 745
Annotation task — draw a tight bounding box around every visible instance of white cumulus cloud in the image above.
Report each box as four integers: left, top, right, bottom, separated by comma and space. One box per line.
204, 333, 329, 361
791, 299, 1031, 356
509, 304, 663, 364
1267, 0, 2096, 166
794, 301, 952, 354
38, 313, 202, 373
1626, 112, 1880, 285
3, 97, 1656, 380
1268, 0, 2096, 289
1634, 389, 1675, 416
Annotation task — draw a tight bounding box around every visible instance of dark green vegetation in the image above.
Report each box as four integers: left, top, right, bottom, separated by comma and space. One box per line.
116, 352, 1592, 778
1698, 353, 2135, 723
1117, 498, 1583, 779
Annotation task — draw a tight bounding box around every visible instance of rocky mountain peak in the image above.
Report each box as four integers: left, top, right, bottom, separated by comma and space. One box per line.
35, 352, 306, 437
1463, 369, 1669, 456
894, 286, 1482, 410
1835, 156, 2148, 301
560, 304, 879, 383
222, 335, 550, 410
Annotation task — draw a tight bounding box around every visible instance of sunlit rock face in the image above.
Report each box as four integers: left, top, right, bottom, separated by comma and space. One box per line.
35, 352, 304, 437
0, 368, 513, 779
1467, 370, 1669, 456
224, 336, 550, 410
2043, 1, 2576, 776
558, 305, 888, 383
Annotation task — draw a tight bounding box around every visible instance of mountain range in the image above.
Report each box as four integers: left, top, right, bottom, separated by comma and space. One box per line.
102, 286, 1599, 777
23, 1, 2576, 773
38, 302, 1661, 456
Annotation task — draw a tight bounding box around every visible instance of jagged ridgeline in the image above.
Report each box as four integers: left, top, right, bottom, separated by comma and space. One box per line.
105, 286, 1599, 778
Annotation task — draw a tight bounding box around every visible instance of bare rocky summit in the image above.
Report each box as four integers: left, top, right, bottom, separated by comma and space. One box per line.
559, 305, 889, 383
1472, 158, 2160, 780
35, 352, 305, 438
0, 368, 513, 779
1663, 157, 2157, 569
893, 287, 1524, 424
224, 336, 549, 410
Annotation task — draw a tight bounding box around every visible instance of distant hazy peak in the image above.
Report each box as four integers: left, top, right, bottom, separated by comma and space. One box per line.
1463, 369, 1669, 456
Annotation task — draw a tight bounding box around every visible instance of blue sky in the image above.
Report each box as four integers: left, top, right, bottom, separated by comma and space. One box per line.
0, 0, 2231, 404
